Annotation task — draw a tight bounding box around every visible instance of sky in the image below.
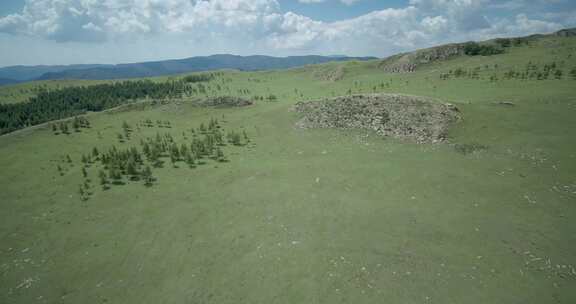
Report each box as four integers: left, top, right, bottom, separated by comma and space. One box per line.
0, 0, 575, 67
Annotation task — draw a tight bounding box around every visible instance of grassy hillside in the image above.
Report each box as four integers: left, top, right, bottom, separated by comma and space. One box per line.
0, 34, 575, 304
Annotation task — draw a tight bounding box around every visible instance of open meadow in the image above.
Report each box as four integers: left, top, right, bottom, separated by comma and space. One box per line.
1, 34, 576, 304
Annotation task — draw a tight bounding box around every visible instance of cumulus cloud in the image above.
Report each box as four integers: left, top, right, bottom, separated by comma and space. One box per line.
0, 0, 572, 62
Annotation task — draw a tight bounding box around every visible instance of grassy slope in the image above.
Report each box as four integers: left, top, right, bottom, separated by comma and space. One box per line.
1, 36, 575, 303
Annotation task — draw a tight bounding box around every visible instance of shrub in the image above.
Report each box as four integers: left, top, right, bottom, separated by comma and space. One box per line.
463, 42, 504, 56
454, 143, 488, 155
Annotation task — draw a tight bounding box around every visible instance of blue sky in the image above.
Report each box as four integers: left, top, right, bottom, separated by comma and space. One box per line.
0, 1, 23, 15
0, 0, 575, 67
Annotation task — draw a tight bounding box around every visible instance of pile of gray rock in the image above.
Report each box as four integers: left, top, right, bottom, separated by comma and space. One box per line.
293, 94, 461, 143
192, 96, 253, 108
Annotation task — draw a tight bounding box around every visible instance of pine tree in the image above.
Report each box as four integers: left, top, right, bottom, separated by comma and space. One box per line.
180, 144, 189, 157
110, 167, 123, 185
216, 147, 226, 162
83, 180, 91, 192
79, 184, 87, 201
92, 147, 99, 159
554, 69, 563, 80
126, 159, 140, 181
99, 170, 109, 190
82, 167, 88, 179
170, 143, 180, 160
62, 123, 70, 135
142, 142, 151, 158
151, 147, 162, 168
81, 155, 89, 166
66, 155, 73, 164
170, 153, 177, 168
243, 130, 249, 143
185, 151, 195, 168
73, 117, 81, 132
142, 166, 154, 187
123, 121, 131, 139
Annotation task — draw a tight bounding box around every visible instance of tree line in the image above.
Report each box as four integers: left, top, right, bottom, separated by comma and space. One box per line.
0, 80, 192, 134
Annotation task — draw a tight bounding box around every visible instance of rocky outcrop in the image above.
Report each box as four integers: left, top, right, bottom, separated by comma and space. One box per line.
293, 94, 461, 143
379, 44, 465, 73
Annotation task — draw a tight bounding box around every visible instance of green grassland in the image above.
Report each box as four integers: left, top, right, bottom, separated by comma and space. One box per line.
1, 35, 576, 303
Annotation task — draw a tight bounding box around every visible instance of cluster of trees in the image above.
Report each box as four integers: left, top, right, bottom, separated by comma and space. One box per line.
439, 61, 573, 82
252, 94, 278, 102
0, 80, 192, 134
56, 154, 74, 176
64, 118, 250, 200
439, 67, 482, 80
51, 116, 91, 135
494, 37, 531, 48
75, 144, 155, 200
97, 146, 155, 189
463, 42, 505, 56
183, 73, 218, 83
138, 119, 172, 129
502, 61, 567, 81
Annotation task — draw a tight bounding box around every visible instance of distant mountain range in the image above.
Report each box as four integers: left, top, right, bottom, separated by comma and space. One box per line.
0, 54, 377, 85
0, 78, 21, 86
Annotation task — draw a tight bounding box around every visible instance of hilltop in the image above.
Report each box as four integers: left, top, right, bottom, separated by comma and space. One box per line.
378, 27, 576, 73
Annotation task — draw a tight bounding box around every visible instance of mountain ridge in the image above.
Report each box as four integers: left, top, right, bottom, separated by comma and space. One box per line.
0, 54, 377, 85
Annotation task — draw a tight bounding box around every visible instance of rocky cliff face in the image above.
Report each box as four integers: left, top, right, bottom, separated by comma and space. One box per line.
378, 44, 465, 73
555, 28, 576, 37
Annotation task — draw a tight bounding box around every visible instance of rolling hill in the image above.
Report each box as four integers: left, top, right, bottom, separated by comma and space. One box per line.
0, 54, 376, 84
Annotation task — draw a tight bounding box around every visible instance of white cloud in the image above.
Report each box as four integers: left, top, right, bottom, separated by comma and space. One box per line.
0, 0, 572, 65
